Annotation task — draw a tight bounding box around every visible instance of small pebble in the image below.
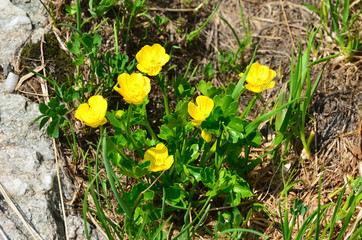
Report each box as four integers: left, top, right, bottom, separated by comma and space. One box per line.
5, 72, 19, 92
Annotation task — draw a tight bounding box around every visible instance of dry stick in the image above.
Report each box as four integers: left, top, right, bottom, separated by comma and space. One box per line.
38, 24, 70, 240
86, 213, 110, 240
0, 182, 43, 240
15, 65, 45, 91
279, 0, 296, 52
148, 0, 208, 13
39, 23, 52, 104
0, 224, 9, 240
52, 138, 70, 240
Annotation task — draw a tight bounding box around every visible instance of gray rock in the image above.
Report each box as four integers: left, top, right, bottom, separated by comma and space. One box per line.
0, 0, 32, 76
0, 0, 105, 239
5, 72, 19, 92
0, 81, 59, 239
0, 82, 106, 240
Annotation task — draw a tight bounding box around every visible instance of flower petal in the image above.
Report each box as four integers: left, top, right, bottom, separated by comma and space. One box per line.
201, 129, 212, 142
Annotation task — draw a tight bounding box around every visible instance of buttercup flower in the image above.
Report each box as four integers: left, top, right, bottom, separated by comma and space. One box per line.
114, 73, 151, 105
75, 95, 107, 128
144, 143, 174, 172
201, 129, 212, 142
239, 62, 276, 93
136, 44, 170, 76
188, 95, 214, 126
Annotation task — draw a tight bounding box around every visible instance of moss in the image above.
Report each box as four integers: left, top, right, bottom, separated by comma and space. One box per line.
20, 33, 75, 88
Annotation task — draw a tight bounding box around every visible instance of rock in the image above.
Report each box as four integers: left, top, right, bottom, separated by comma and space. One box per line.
0, 0, 32, 76
5, 72, 19, 92
0, 82, 105, 239
0, 81, 59, 239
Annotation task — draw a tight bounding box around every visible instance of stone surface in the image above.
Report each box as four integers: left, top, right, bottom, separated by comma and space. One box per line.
0, 81, 105, 239
0, 1, 104, 239
0, 0, 32, 76
0, 81, 60, 239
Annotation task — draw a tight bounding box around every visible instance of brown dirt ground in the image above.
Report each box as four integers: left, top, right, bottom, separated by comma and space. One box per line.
14, 0, 362, 239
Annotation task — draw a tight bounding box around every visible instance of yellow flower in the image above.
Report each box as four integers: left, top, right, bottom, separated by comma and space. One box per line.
114, 73, 151, 105
188, 96, 214, 126
75, 95, 107, 128
144, 143, 174, 172
239, 62, 276, 93
201, 129, 212, 142
136, 44, 170, 76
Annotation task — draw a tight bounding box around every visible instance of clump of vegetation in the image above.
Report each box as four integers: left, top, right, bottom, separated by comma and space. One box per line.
19, 0, 362, 239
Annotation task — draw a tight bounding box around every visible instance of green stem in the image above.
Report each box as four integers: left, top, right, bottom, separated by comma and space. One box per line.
199, 141, 212, 167
76, 0, 81, 32
62, 119, 77, 161
95, 126, 103, 202
101, 131, 132, 219
143, 117, 157, 140
157, 75, 170, 116
127, 104, 144, 157
190, 128, 201, 142
215, 133, 222, 176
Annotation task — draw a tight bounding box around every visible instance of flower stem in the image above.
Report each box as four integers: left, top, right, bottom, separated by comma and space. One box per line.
157, 75, 170, 116
63, 118, 77, 161
143, 117, 157, 140
127, 104, 144, 157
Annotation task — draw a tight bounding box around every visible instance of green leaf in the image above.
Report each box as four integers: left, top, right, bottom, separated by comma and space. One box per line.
197, 80, 223, 98
39, 103, 49, 114
48, 97, 60, 109
173, 76, 195, 98
221, 95, 239, 117
301, 3, 319, 13
66, 41, 80, 54
39, 116, 49, 130
93, 34, 102, 47
46, 118, 60, 138
232, 208, 242, 227
184, 165, 202, 182
73, 53, 84, 66
203, 62, 215, 80
225, 116, 245, 143
201, 168, 215, 188
165, 184, 186, 205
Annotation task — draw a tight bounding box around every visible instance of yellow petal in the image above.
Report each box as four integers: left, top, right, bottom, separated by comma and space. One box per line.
188, 102, 202, 122
245, 83, 263, 93
115, 73, 151, 105
136, 63, 149, 74
75, 103, 89, 121
201, 129, 212, 142
144, 144, 173, 172
88, 95, 107, 114
75, 95, 108, 128
163, 155, 174, 171
269, 69, 277, 80
195, 96, 214, 118
265, 81, 275, 90
136, 44, 169, 76
100, 117, 107, 125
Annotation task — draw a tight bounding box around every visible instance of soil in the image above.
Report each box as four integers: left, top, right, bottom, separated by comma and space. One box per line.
15, 0, 361, 239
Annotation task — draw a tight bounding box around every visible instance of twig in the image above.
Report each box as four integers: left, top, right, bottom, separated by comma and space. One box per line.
279, 0, 296, 51
87, 213, 110, 240
52, 138, 70, 240
0, 225, 9, 240
148, 0, 209, 13
15, 65, 45, 91
0, 182, 44, 240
